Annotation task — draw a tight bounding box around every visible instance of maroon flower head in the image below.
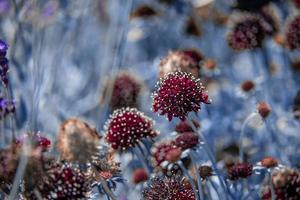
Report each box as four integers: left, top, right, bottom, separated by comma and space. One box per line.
286, 15, 300, 50
152, 72, 210, 121
175, 120, 200, 133
199, 165, 213, 179
152, 141, 178, 167
228, 16, 266, 50
262, 168, 300, 200
293, 0, 300, 9
132, 168, 148, 184
228, 163, 253, 181
175, 132, 199, 151
105, 108, 158, 150
15, 133, 51, 152
143, 177, 195, 200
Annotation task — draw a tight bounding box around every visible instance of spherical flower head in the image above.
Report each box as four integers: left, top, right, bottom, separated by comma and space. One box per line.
165, 148, 182, 163
260, 156, 278, 168
199, 165, 213, 179
0, 40, 8, 56
286, 15, 300, 50
57, 118, 101, 164
257, 102, 271, 119
159, 49, 204, 78
143, 177, 195, 200
132, 168, 148, 184
228, 163, 253, 181
40, 164, 90, 199
175, 132, 199, 150
262, 168, 300, 200
101, 72, 142, 110
241, 80, 255, 92
228, 17, 266, 50
152, 72, 210, 121
105, 108, 158, 150
175, 120, 200, 133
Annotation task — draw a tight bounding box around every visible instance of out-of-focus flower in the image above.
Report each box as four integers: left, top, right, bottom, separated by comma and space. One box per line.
240, 80, 255, 92
104, 108, 158, 150
293, 91, 300, 119
165, 147, 182, 163
159, 49, 204, 78
0, 95, 15, 119
228, 16, 267, 50
152, 72, 209, 121
132, 168, 148, 184
257, 102, 272, 119
57, 118, 101, 164
227, 163, 253, 180
184, 17, 202, 37
16, 133, 51, 152
143, 177, 195, 200
260, 156, 278, 168
262, 168, 300, 200
101, 72, 143, 110
152, 141, 178, 168
293, 0, 300, 9
199, 165, 213, 179
130, 5, 158, 19
286, 15, 300, 50
175, 132, 199, 151
0, 0, 11, 15
175, 120, 200, 133
291, 59, 300, 71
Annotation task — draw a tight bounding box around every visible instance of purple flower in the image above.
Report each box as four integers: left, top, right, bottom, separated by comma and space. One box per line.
0, 96, 15, 119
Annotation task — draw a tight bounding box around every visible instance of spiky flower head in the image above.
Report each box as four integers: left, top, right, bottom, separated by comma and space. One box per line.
159, 49, 204, 78
39, 163, 90, 199
152, 72, 209, 121
262, 168, 300, 200
228, 16, 267, 50
175, 120, 200, 133
143, 177, 195, 200
57, 118, 101, 164
228, 163, 253, 181
104, 108, 158, 150
286, 14, 300, 50
101, 72, 142, 110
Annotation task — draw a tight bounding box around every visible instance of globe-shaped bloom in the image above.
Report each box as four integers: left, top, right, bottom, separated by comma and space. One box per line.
104, 108, 158, 150
152, 72, 209, 121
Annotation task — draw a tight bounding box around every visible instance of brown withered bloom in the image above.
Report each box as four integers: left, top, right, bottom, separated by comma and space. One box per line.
199, 165, 213, 179
241, 80, 255, 92
57, 118, 101, 164
257, 102, 272, 119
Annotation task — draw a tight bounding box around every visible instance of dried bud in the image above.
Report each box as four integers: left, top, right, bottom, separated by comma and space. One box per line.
257, 102, 271, 118
241, 80, 255, 92
199, 165, 213, 179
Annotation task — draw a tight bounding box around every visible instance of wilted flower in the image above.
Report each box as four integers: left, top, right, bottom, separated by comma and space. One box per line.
130, 5, 158, 19
175, 132, 199, 151
101, 72, 142, 110
257, 102, 271, 119
228, 163, 253, 180
132, 168, 148, 184
152, 72, 209, 121
262, 168, 300, 200
57, 118, 101, 164
286, 15, 300, 50
143, 177, 195, 200
159, 49, 204, 78
104, 108, 158, 150
260, 156, 278, 168
228, 16, 267, 50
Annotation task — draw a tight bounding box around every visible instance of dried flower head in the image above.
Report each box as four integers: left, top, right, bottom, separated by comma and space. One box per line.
257, 102, 271, 119
286, 15, 300, 50
57, 118, 101, 164
143, 177, 195, 200
241, 80, 255, 92
261, 156, 278, 168
175, 120, 200, 133
152, 72, 209, 121
199, 165, 213, 179
175, 132, 199, 150
159, 49, 204, 78
101, 72, 142, 110
262, 168, 300, 200
228, 16, 267, 50
228, 163, 253, 181
130, 5, 158, 19
104, 108, 158, 150
132, 168, 148, 184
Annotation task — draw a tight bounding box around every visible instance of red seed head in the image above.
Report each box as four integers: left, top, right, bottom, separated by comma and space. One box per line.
152, 72, 209, 121
132, 168, 148, 184
175, 132, 199, 150
286, 15, 300, 50
257, 102, 271, 118
228, 163, 253, 181
105, 108, 158, 151
175, 120, 200, 133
